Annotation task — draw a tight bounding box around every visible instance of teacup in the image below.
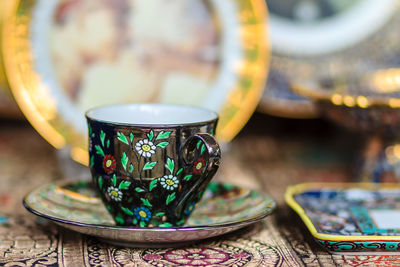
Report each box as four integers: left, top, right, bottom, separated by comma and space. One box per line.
86, 103, 221, 227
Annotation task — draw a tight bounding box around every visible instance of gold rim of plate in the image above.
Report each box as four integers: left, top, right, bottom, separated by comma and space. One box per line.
291, 70, 400, 109
258, 91, 319, 119
270, 1, 400, 110
285, 182, 400, 242
291, 82, 400, 109
3, 0, 270, 165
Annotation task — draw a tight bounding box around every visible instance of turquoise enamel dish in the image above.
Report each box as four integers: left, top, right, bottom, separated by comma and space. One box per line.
286, 183, 400, 255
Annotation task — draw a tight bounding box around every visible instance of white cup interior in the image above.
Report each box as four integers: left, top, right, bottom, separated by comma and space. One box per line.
86, 104, 218, 125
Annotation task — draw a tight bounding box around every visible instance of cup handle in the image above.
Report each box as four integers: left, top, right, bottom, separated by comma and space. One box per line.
174, 133, 221, 218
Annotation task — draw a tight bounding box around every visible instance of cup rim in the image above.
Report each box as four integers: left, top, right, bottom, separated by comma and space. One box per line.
85, 103, 219, 128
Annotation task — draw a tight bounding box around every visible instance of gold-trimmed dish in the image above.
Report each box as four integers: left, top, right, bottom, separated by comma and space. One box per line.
260, 0, 400, 118
286, 182, 400, 254
0, 0, 22, 118
3, 0, 269, 165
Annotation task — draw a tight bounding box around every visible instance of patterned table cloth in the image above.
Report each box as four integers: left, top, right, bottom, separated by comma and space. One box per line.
1, 116, 400, 266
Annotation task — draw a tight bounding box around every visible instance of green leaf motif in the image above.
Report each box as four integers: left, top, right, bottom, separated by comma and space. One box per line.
201, 144, 206, 155
121, 152, 128, 171
149, 179, 158, 191
156, 142, 169, 149
106, 139, 110, 148
95, 145, 105, 157
140, 221, 146, 227
135, 187, 145, 193
165, 158, 174, 174
141, 198, 152, 207
166, 192, 176, 205
184, 175, 192, 181
156, 131, 171, 140
117, 132, 129, 145
159, 222, 173, 227
143, 161, 157, 171
197, 140, 202, 150
88, 123, 93, 136
176, 168, 183, 176
98, 176, 103, 189
147, 130, 154, 141
130, 133, 134, 142
112, 174, 117, 187
176, 218, 185, 226
115, 215, 124, 224
121, 206, 133, 216
100, 130, 106, 147
155, 212, 165, 217
119, 181, 131, 190
129, 164, 134, 173
133, 218, 138, 225
89, 155, 94, 168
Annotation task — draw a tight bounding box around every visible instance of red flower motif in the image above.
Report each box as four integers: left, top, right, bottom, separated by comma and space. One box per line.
232, 252, 249, 258
193, 158, 206, 175
143, 254, 162, 261
102, 154, 116, 174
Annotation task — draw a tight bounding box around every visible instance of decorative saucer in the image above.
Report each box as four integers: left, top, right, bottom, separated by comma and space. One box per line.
23, 180, 276, 247
286, 183, 400, 255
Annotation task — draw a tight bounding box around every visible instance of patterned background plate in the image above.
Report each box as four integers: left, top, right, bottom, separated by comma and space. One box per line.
258, 69, 319, 119
286, 183, 400, 255
2, 0, 269, 165
23, 180, 276, 247
259, 0, 399, 117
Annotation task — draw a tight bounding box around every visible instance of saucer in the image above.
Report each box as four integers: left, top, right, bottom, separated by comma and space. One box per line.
286, 183, 400, 255
23, 180, 276, 247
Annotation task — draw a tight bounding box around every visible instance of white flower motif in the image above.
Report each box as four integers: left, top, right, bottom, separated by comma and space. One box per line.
107, 186, 123, 201
160, 175, 179, 190
135, 139, 156, 158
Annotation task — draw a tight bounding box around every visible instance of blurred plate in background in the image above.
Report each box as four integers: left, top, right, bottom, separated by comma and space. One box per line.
3, 0, 269, 165
259, 69, 318, 119
0, 0, 22, 119
259, 0, 398, 119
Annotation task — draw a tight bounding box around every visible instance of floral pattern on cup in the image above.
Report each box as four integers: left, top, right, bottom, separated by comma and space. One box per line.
87, 119, 220, 227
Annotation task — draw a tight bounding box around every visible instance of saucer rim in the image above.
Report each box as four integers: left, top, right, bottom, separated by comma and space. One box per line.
23, 181, 277, 232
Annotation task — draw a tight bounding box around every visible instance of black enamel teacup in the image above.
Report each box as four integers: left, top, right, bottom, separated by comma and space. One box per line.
86, 104, 221, 227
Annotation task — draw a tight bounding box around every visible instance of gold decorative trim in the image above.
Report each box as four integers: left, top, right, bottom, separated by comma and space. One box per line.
285, 182, 400, 242
4, 0, 269, 166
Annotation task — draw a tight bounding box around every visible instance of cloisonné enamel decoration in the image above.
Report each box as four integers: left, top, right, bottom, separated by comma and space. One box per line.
86, 104, 221, 227
286, 183, 400, 254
